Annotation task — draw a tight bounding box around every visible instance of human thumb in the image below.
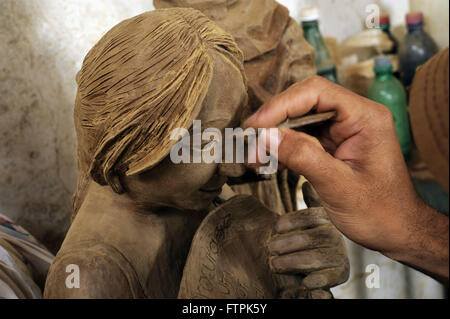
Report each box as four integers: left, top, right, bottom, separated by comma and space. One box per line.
262, 128, 348, 192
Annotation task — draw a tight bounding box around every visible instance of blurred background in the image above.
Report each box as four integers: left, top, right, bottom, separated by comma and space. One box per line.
0, 0, 448, 298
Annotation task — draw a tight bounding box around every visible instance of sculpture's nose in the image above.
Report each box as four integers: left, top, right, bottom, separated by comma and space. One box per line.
217, 163, 247, 178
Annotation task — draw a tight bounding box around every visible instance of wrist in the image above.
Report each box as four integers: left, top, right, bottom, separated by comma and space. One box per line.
378, 197, 427, 261
381, 201, 449, 283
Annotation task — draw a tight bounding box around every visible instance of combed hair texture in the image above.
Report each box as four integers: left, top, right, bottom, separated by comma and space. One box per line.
73, 8, 246, 216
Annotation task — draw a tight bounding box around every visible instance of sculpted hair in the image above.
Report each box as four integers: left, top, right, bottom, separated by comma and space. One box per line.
73, 8, 246, 215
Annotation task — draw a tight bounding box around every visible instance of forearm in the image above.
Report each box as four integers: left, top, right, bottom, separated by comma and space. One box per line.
384, 203, 449, 285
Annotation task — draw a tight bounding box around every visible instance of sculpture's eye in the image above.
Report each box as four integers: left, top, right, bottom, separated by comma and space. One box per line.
201, 140, 219, 154
192, 138, 219, 153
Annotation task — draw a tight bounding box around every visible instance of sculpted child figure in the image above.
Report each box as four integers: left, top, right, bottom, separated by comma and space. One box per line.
155, 0, 317, 213
44, 8, 348, 299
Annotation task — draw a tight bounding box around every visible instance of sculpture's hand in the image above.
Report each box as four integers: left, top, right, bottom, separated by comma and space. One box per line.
268, 182, 349, 296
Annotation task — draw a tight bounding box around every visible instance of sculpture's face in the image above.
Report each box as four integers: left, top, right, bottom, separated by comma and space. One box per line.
121, 52, 248, 212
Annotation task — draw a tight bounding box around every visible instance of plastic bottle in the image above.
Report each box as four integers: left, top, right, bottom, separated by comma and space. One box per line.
379, 14, 398, 55
299, 7, 338, 83
399, 12, 438, 87
368, 56, 412, 160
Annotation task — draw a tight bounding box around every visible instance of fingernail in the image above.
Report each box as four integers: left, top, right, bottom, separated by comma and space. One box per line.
304, 274, 327, 289
259, 128, 282, 152
310, 289, 332, 299
243, 112, 259, 128
268, 239, 281, 254
269, 129, 282, 149
275, 215, 296, 233
270, 256, 282, 271
246, 136, 259, 167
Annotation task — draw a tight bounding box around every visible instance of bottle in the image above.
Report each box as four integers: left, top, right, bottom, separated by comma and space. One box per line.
379, 14, 398, 54
299, 7, 338, 83
399, 12, 438, 87
368, 56, 412, 160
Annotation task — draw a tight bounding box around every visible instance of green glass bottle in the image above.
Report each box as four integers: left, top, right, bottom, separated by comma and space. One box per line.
299, 7, 338, 83
378, 14, 398, 54
368, 56, 412, 160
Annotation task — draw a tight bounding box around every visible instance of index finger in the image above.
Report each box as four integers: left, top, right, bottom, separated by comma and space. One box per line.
243, 76, 355, 129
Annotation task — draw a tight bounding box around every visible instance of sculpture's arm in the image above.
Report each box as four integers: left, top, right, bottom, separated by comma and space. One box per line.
44, 251, 136, 299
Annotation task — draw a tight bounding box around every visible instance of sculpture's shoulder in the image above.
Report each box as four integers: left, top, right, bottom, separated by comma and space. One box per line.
44, 242, 146, 299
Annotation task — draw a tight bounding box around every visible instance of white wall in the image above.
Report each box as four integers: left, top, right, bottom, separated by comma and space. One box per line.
280, 0, 379, 43
410, 0, 450, 50
0, 0, 155, 251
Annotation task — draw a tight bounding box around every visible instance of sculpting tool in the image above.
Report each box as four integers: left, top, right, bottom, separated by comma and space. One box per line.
276, 111, 336, 129
245, 82, 336, 131
219, 112, 337, 201
238, 111, 336, 138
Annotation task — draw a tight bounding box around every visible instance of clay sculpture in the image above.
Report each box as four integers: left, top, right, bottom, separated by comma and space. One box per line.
44, 8, 348, 299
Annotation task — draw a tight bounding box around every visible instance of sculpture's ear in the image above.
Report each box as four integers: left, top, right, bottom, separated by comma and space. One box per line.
89, 167, 124, 194
109, 174, 125, 194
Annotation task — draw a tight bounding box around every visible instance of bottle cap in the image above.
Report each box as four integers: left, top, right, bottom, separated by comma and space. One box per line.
299, 7, 320, 22
374, 56, 393, 71
379, 14, 390, 26
406, 12, 423, 25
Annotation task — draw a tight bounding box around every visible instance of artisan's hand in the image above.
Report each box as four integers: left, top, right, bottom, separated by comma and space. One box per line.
269, 183, 349, 297
245, 76, 449, 283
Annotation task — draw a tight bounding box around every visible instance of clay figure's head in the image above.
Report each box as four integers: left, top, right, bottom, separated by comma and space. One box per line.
73, 8, 248, 214
155, 0, 316, 111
